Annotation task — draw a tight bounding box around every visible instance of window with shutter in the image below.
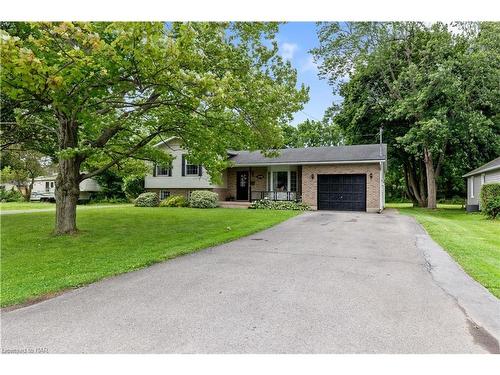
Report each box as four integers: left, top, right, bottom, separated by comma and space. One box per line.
186, 163, 199, 175
156, 165, 172, 176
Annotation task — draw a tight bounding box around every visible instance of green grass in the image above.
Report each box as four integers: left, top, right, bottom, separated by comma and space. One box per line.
0, 201, 132, 211
394, 205, 500, 298
0, 201, 55, 211
0, 207, 299, 307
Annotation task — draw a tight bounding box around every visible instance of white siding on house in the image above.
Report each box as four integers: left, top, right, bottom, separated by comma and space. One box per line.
32, 177, 101, 194
485, 169, 500, 184
466, 168, 500, 208
467, 175, 482, 205
144, 139, 227, 189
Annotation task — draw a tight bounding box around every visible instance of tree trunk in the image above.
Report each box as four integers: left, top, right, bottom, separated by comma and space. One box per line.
54, 117, 81, 235
25, 177, 35, 202
55, 159, 80, 234
418, 160, 427, 207
407, 162, 426, 207
423, 147, 437, 209
403, 165, 418, 206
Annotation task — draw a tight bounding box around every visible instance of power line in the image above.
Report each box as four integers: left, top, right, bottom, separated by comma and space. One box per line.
299, 110, 322, 122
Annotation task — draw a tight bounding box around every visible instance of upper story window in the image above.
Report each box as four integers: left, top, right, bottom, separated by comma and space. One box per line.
181, 154, 202, 176
156, 165, 172, 176
186, 163, 199, 175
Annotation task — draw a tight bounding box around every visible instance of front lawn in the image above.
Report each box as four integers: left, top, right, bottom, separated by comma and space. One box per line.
1, 207, 299, 307
394, 205, 500, 298
0, 201, 132, 211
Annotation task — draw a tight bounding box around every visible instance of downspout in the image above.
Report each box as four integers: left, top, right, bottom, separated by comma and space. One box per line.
379, 161, 384, 213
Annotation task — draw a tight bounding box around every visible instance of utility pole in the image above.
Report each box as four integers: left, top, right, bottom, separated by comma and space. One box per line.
379, 127, 383, 157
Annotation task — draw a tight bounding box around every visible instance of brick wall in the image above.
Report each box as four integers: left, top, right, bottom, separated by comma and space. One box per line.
250, 167, 267, 192
146, 188, 194, 198
301, 163, 382, 212
226, 167, 269, 201
146, 187, 229, 201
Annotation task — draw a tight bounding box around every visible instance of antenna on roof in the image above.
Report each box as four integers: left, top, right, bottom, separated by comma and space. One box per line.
379, 127, 383, 158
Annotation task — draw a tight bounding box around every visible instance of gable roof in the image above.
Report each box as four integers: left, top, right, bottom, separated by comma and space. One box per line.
463, 156, 500, 177
228, 144, 387, 166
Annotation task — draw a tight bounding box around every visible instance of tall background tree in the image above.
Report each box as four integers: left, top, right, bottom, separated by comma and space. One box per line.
282, 119, 342, 148
0, 148, 50, 201
313, 22, 500, 208
1, 22, 308, 233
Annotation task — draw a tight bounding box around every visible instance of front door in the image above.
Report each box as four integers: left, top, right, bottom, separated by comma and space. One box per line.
236, 171, 249, 201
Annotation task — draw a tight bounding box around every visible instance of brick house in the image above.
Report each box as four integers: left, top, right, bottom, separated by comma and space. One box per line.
145, 137, 387, 212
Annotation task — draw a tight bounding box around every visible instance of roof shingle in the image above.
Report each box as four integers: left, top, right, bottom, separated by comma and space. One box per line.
228, 144, 387, 165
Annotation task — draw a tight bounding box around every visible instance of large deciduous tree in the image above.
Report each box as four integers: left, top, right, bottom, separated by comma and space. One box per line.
282, 119, 342, 148
1, 22, 308, 233
313, 22, 500, 208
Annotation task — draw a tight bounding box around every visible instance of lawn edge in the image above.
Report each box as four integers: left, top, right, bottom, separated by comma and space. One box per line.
1, 210, 302, 310
395, 207, 500, 299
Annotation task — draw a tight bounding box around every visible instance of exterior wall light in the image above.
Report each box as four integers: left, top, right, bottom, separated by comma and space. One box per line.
369, 172, 373, 179
311, 174, 314, 179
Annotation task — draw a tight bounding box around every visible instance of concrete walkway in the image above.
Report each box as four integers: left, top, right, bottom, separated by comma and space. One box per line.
1, 210, 499, 353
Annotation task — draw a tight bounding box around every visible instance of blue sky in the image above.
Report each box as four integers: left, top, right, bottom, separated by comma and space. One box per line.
276, 22, 340, 125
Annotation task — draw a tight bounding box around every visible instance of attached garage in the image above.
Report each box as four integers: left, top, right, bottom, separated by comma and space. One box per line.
317, 174, 367, 211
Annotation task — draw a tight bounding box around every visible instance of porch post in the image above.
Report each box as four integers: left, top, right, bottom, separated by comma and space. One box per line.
248, 167, 252, 202
269, 169, 273, 193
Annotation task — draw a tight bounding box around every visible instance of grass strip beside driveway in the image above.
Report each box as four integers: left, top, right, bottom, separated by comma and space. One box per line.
1, 207, 299, 307
391, 204, 500, 298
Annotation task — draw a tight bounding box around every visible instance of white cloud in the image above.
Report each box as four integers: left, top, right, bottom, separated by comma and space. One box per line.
280, 42, 298, 61
301, 55, 318, 73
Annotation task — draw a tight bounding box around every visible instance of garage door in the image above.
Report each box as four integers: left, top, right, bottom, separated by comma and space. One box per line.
317, 174, 366, 211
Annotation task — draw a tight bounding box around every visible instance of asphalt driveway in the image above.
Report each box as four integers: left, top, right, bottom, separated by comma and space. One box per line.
2, 210, 499, 353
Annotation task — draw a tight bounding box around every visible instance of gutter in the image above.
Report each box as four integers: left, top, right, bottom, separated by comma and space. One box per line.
463, 165, 500, 178
232, 159, 386, 167
379, 161, 384, 213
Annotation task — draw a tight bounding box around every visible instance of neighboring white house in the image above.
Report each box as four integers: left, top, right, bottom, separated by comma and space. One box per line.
463, 156, 500, 212
30, 175, 101, 202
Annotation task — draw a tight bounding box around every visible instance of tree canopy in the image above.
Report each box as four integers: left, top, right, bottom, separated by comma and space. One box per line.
1, 22, 308, 233
313, 22, 500, 207
282, 119, 342, 148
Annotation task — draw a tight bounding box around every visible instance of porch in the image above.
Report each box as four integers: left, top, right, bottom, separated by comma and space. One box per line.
225, 165, 302, 202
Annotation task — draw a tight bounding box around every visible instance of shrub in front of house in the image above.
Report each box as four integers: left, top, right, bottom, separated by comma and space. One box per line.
250, 199, 309, 211
160, 195, 188, 207
480, 183, 500, 219
134, 192, 160, 207
188, 190, 219, 208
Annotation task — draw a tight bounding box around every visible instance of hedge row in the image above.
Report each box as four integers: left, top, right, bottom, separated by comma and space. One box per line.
134, 190, 218, 208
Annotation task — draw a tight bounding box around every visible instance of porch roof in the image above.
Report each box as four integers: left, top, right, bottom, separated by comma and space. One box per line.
228, 144, 387, 166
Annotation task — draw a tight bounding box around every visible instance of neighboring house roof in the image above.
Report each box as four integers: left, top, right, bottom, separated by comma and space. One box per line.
153, 136, 180, 148
228, 144, 387, 166
34, 174, 57, 181
463, 156, 500, 177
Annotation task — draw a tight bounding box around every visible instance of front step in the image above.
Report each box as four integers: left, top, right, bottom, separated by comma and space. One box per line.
218, 201, 251, 209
